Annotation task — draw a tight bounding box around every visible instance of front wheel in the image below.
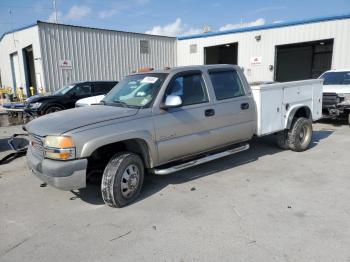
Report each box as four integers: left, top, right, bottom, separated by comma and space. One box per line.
44, 105, 63, 115
288, 117, 313, 152
101, 152, 144, 208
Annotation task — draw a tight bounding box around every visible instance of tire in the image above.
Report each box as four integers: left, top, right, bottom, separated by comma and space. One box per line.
101, 152, 144, 208
348, 114, 350, 127
288, 117, 313, 152
44, 105, 63, 115
276, 130, 290, 150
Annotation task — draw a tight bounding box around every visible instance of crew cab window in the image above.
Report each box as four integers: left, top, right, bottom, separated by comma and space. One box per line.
166, 74, 208, 106
209, 70, 245, 100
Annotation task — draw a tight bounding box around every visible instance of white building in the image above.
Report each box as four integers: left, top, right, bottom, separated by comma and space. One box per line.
0, 21, 176, 95
1, 14, 350, 96
177, 14, 350, 83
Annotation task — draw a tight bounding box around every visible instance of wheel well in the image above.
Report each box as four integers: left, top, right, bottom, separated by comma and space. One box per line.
43, 103, 65, 113
287, 106, 312, 129
87, 139, 151, 177
294, 107, 311, 119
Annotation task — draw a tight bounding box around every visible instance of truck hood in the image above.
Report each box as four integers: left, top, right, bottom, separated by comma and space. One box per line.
323, 84, 350, 94
26, 94, 62, 103
25, 105, 138, 136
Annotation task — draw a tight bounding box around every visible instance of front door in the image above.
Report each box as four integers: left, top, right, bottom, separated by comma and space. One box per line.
154, 71, 213, 164
64, 83, 92, 108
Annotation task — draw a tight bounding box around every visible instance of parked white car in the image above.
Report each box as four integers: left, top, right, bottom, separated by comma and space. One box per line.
319, 69, 350, 124
75, 95, 105, 107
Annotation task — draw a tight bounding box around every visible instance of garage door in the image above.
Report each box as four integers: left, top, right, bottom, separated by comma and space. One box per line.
275, 39, 333, 82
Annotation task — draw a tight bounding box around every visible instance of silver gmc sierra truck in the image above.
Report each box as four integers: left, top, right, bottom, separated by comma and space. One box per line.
25, 65, 322, 207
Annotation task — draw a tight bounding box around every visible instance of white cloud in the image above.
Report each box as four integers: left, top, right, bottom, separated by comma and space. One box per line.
219, 18, 265, 31
145, 18, 202, 37
98, 0, 150, 19
273, 20, 284, 24
66, 5, 91, 20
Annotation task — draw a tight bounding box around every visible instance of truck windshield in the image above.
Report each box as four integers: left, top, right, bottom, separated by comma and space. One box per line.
102, 73, 168, 108
320, 71, 350, 85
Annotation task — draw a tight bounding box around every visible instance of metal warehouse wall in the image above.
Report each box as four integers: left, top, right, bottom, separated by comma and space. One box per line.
38, 22, 177, 92
177, 18, 350, 82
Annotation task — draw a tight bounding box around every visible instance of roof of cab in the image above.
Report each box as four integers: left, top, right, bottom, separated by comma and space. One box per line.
132, 64, 238, 75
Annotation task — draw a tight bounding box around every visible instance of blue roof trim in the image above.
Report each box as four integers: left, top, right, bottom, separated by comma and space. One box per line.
0, 23, 37, 41
178, 13, 350, 40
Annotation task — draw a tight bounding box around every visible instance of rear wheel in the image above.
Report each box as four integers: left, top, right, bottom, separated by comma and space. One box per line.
288, 117, 313, 152
101, 152, 144, 208
348, 113, 350, 127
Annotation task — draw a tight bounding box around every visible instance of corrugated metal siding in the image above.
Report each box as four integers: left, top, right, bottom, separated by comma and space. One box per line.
177, 18, 350, 83
38, 22, 177, 92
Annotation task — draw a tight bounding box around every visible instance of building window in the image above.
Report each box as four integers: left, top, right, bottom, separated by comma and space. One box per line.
190, 44, 197, 54
140, 40, 149, 54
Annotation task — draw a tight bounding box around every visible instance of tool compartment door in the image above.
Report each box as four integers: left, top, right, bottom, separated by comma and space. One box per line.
252, 86, 284, 136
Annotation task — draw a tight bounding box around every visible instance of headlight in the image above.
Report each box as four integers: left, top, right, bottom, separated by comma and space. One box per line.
30, 102, 42, 109
44, 136, 75, 160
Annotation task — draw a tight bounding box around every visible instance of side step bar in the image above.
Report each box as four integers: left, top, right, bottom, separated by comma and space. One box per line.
153, 144, 249, 175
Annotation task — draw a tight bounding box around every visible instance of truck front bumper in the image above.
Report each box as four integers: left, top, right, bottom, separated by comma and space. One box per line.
26, 146, 88, 191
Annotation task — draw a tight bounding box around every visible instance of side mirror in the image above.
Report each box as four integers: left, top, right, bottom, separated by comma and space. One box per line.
162, 95, 182, 109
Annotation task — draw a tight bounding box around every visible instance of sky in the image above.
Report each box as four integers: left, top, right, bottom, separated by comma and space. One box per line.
0, 0, 350, 37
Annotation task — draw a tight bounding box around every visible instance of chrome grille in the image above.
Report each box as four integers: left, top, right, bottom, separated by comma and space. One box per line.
29, 133, 44, 157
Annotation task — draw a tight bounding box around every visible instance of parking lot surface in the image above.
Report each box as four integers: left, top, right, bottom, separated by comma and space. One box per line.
1, 120, 350, 262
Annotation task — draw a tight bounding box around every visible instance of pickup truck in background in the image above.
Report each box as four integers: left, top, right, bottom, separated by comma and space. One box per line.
25, 65, 323, 207
319, 69, 350, 125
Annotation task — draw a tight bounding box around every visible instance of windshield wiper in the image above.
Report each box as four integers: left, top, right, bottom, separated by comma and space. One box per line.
111, 100, 128, 107
103, 100, 141, 109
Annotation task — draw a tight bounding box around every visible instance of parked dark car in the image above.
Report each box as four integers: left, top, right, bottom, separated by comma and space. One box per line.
25, 81, 118, 116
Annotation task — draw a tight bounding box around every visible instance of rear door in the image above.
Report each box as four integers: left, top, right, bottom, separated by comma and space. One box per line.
205, 68, 256, 147
154, 71, 213, 164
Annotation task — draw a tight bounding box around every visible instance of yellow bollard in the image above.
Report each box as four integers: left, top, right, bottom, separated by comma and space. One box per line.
40, 87, 45, 94
30, 86, 35, 96
19, 87, 24, 101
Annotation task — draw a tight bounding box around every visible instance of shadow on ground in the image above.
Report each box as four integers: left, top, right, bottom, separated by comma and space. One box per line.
74, 129, 334, 206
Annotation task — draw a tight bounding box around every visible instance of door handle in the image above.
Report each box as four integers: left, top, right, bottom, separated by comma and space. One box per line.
205, 109, 215, 117
241, 103, 249, 110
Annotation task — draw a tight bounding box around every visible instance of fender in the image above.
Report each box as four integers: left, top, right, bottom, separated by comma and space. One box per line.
79, 130, 157, 167
285, 105, 312, 129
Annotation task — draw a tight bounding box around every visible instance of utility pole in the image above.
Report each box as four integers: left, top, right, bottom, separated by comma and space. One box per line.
53, 0, 58, 23
9, 9, 16, 47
